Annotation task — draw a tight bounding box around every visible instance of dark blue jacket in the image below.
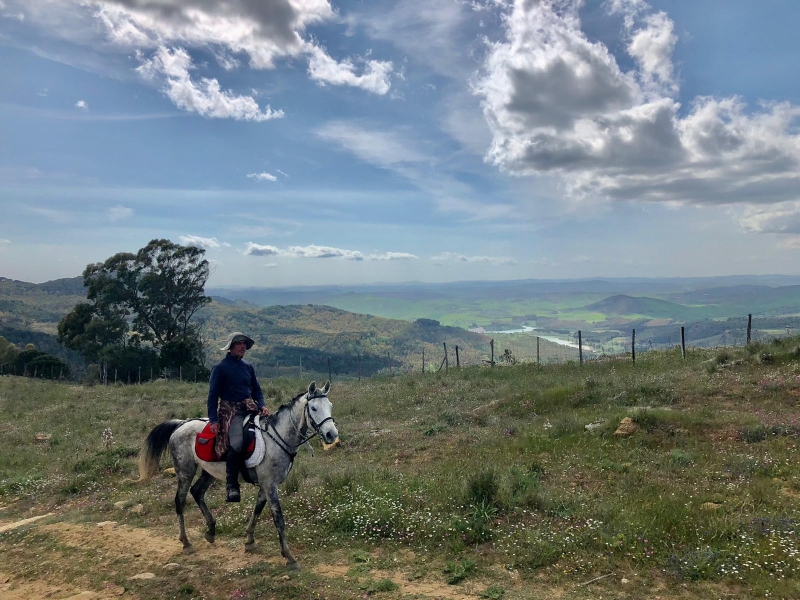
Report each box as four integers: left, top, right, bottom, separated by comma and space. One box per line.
207, 353, 265, 423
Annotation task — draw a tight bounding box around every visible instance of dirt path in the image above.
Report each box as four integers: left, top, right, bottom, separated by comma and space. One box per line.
1, 516, 491, 599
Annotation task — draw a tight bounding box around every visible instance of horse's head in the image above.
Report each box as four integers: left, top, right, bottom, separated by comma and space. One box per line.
305, 380, 338, 444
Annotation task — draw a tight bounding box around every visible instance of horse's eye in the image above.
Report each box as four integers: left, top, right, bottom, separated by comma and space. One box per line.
311, 406, 317, 411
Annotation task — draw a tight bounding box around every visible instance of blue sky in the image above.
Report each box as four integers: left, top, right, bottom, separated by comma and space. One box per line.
1, 0, 799, 287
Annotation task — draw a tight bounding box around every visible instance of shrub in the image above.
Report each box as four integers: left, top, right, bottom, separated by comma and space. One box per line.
466, 469, 500, 507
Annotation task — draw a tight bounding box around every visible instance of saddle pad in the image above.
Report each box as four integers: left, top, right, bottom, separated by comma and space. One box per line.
245, 416, 266, 467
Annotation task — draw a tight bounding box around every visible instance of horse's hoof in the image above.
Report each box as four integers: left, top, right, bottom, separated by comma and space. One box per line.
287, 561, 301, 572
244, 543, 256, 553
204, 533, 215, 544
182, 545, 196, 555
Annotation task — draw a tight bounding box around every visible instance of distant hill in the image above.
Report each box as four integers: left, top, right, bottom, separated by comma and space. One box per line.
582, 295, 693, 319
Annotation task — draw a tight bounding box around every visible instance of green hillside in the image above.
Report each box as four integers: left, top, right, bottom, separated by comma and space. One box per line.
2, 338, 800, 598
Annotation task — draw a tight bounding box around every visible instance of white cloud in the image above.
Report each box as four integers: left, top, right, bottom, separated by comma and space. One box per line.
284, 245, 364, 260
179, 235, 222, 249
32, 207, 70, 222
315, 121, 430, 167
136, 46, 284, 121
264, 262, 278, 268
738, 202, 800, 235
23, 0, 394, 99
75, 99, 88, 109
108, 204, 133, 221
0, 238, 10, 244
368, 252, 419, 260
243, 242, 364, 260
430, 252, 517, 265
474, 0, 800, 211
247, 172, 278, 182
305, 44, 392, 95
243, 242, 281, 256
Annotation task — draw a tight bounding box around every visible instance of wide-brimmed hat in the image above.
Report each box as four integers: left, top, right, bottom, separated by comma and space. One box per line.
220, 332, 255, 352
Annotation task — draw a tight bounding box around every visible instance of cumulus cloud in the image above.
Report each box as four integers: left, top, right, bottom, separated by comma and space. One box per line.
75, 100, 88, 109
108, 204, 133, 221
474, 0, 800, 212
430, 252, 517, 265
368, 252, 419, 260
243, 242, 280, 256
306, 45, 393, 94
284, 245, 364, 260
136, 46, 284, 121
243, 242, 364, 260
247, 172, 278, 182
48, 0, 393, 104
179, 235, 222, 249
738, 203, 800, 235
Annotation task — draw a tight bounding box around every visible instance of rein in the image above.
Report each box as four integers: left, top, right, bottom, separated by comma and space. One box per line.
260, 394, 334, 459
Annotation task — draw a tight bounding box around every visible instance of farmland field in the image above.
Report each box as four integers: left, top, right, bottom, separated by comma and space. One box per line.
3, 337, 800, 599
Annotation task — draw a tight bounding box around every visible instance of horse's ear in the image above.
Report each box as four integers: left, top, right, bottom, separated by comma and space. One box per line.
308, 381, 316, 395
322, 380, 330, 395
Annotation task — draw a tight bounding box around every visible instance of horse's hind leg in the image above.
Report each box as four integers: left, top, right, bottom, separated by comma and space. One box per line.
266, 484, 299, 569
175, 465, 198, 554
244, 486, 268, 553
190, 470, 217, 544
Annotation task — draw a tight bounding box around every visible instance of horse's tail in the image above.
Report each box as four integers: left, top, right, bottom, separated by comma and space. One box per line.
138, 419, 185, 482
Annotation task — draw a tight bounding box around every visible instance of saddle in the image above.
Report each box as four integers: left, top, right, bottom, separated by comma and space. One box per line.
195, 416, 260, 463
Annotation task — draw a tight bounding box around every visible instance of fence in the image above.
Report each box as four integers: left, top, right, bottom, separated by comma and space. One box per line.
2, 313, 798, 384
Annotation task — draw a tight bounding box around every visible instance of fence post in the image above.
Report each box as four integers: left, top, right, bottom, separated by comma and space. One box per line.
179, 366, 182, 382
490, 339, 495, 367
138, 366, 141, 384
443, 342, 448, 372
357, 353, 361, 381
578, 331, 583, 365
455, 345, 460, 368
328, 357, 332, 383
114, 369, 117, 385
387, 352, 392, 375
681, 326, 686, 360
747, 313, 752, 345
536, 336, 540, 365
422, 348, 425, 373
632, 329, 636, 365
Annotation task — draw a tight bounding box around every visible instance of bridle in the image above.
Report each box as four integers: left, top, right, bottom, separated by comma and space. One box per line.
261, 393, 335, 459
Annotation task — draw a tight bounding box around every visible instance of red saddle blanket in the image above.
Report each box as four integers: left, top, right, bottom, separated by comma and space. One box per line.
195, 423, 256, 462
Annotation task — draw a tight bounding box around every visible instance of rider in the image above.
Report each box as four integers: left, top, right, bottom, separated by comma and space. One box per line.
208, 331, 270, 503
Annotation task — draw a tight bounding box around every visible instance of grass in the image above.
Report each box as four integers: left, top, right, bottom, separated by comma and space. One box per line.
2, 339, 800, 598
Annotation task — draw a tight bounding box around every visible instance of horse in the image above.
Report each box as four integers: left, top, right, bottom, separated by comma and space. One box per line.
137, 380, 338, 569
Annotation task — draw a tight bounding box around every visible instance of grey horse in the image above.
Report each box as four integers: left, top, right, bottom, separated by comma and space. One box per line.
138, 381, 338, 569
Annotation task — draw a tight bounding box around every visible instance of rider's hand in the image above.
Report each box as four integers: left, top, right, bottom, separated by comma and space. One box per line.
210, 422, 219, 434
259, 406, 270, 417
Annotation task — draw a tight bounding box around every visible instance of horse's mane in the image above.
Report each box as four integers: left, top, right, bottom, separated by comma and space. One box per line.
270, 389, 328, 421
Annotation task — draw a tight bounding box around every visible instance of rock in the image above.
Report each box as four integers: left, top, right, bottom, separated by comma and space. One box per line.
104, 583, 126, 596
113, 501, 128, 510
585, 421, 605, 432
614, 417, 638, 437
96, 521, 117, 527
701, 502, 722, 511
163, 563, 181, 571
130, 504, 145, 515
281, 575, 291, 580
129, 572, 155, 580
621, 578, 629, 584
162, 467, 176, 477
35, 433, 52, 442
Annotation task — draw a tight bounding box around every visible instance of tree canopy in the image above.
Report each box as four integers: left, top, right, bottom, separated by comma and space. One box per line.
58, 239, 211, 375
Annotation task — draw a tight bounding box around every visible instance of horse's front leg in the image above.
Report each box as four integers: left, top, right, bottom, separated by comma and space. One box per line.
266, 484, 298, 569
244, 486, 268, 553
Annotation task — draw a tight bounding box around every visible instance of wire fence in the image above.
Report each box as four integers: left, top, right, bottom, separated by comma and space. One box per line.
2, 313, 799, 384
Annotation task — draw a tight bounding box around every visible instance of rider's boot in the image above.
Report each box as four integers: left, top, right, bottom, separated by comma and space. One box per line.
225, 449, 241, 502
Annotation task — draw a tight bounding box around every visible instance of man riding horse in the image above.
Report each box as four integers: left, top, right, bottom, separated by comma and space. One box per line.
208, 331, 270, 502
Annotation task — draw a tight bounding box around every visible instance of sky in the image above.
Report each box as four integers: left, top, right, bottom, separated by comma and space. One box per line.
1, 0, 799, 287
